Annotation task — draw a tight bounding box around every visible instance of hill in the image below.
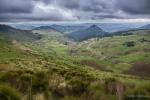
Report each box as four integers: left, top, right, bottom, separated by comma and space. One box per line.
33, 26, 58, 31
11, 24, 36, 30
51, 24, 86, 33
66, 25, 107, 41
139, 24, 150, 30
32, 26, 63, 36
0, 24, 42, 42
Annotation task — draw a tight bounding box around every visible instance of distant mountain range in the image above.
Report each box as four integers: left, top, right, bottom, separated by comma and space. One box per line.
10, 23, 150, 33
0, 25, 42, 42
12, 24, 36, 30
0, 23, 149, 42
66, 25, 107, 41
33, 26, 57, 31
50, 23, 138, 33
139, 24, 150, 30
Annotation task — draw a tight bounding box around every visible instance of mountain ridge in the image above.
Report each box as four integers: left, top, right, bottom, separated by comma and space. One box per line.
66, 25, 107, 41
139, 24, 150, 30
0, 24, 42, 42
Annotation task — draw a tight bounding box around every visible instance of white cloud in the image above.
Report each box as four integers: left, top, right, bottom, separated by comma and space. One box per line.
32, 2, 77, 21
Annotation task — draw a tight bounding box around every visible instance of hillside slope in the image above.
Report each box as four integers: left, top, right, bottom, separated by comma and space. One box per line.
51, 24, 86, 33
139, 24, 150, 30
0, 25, 42, 42
66, 25, 107, 41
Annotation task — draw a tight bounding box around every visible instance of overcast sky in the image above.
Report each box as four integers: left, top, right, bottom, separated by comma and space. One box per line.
0, 0, 150, 23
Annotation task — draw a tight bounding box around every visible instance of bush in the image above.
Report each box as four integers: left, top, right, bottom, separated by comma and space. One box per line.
123, 41, 135, 47
139, 38, 150, 43
125, 84, 150, 100
32, 71, 49, 93
105, 78, 117, 94
0, 84, 22, 100
0, 70, 30, 93
67, 79, 89, 96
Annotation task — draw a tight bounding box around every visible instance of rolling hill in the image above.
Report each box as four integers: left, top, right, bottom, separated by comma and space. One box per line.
139, 24, 150, 30
32, 26, 63, 36
51, 24, 87, 33
66, 25, 107, 41
0, 24, 42, 42
33, 26, 58, 31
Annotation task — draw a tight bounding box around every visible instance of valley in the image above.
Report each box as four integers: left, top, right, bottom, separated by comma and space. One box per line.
0, 24, 150, 100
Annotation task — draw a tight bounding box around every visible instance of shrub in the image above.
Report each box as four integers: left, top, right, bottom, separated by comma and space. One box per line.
67, 79, 89, 96
32, 71, 49, 93
80, 60, 105, 70
105, 78, 117, 94
123, 41, 135, 47
0, 70, 30, 93
125, 84, 150, 100
0, 84, 22, 100
139, 38, 150, 43
61, 96, 79, 100
87, 81, 109, 100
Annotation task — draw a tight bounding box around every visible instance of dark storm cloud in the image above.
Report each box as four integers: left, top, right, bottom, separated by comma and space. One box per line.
35, 0, 52, 4
0, 0, 34, 13
0, 0, 150, 22
57, 0, 80, 9
55, 0, 115, 13
116, 0, 150, 14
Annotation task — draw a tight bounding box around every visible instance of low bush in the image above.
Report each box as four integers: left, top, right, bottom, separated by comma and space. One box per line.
0, 84, 22, 100
123, 41, 135, 47
32, 71, 49, 93
125, 84, 150, 100
105, 78, 117, 94
67, 79, 90, 96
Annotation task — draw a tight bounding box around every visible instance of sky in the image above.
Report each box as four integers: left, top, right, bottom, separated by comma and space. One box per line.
0, 0, 150, 23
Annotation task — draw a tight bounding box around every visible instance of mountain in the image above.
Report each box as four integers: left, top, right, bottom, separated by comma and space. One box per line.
32, 26, 68, 45
0, 24, 42, 42
96, 23, 140, 32
11, 24, 36, 30
51, 24, 87, 33
77, 23, 146, 32
66, 25, 107, 41
32, 25, 64, 37
33, 26, 57, 30
139, 24, 150, 30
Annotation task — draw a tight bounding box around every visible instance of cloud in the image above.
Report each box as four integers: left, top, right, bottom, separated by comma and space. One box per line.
0, 0, 34, 13
0, 0, 150, 22
116, 0, 150, 14
32, 2, 77, 21
0, 1, 77, 22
